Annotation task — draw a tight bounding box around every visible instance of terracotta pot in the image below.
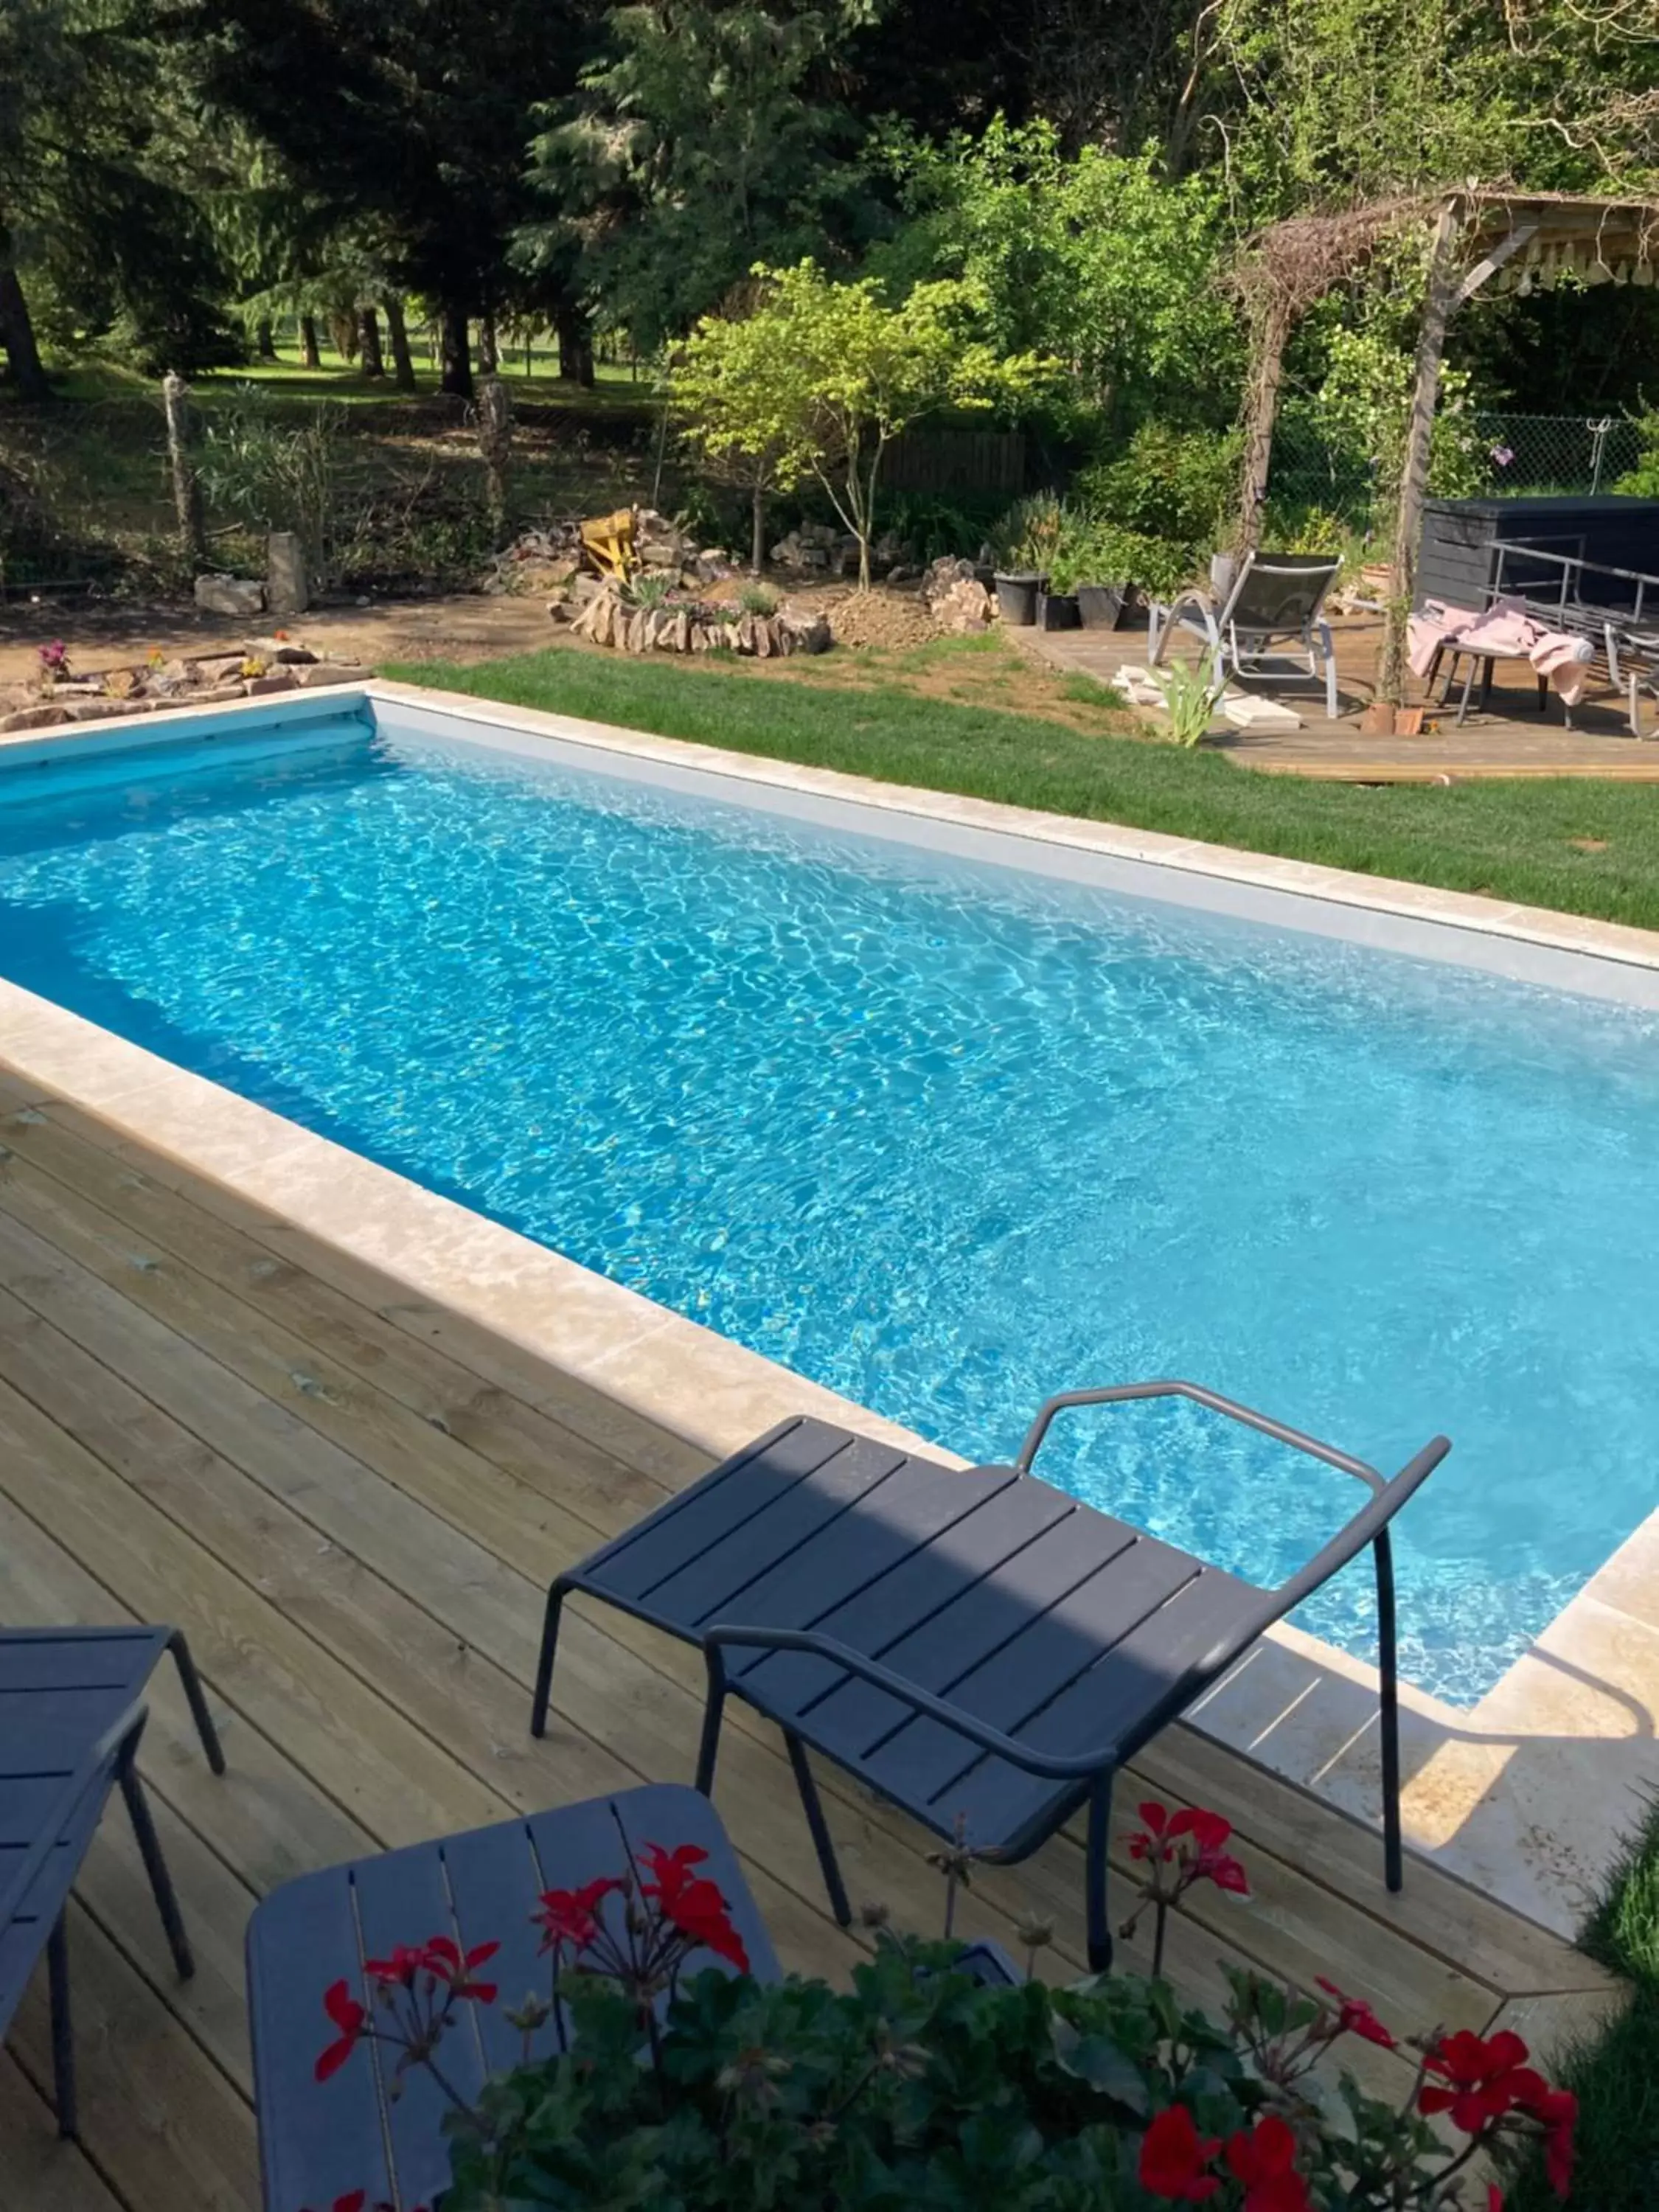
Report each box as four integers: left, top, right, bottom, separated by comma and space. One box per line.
1358, 700, 1397, 736
1394, 705, 1425, 737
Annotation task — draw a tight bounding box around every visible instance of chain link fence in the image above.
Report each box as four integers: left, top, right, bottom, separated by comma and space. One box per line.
1267, 411, 1649, 539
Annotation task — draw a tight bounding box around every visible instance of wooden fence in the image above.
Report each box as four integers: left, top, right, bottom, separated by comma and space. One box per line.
883, 428, 1027, 498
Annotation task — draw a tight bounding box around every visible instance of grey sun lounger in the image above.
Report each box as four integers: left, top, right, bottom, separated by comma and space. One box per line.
0, 1625, 224, 2136
533, 1381, 1447, 1969
1150, 552, 1343, 719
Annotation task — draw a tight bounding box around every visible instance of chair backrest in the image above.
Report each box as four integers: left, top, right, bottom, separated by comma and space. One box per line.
1223, 552, 1341, 636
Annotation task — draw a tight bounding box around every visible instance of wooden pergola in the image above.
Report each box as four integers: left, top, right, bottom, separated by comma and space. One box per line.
1233, 189, 1659, 702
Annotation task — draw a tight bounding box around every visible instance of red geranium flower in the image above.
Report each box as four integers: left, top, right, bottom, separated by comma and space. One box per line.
1225, 2115, 1311, 2212
535, 1874, 623, 1954
1487, 2188, 1505, 2212
1419, 2028, 1538, 2132
639, 1842, 750, 1972
1128, 1801, 1179, 1864
418, 1935, 499, 2003
314, 1980, 366, 2082
1315, 1975, 1397, 2048
363, 1944, 425, 1989
1138, 2104, 1222, 2202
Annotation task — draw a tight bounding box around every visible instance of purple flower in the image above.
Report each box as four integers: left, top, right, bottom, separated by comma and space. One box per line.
1491, 445, 1514, 468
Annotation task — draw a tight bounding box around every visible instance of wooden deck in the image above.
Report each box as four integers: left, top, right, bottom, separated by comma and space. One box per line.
1023, 611, 1659, 781
0, 1063, 1621, 2212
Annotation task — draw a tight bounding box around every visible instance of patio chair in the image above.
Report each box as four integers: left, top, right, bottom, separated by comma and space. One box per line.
531, 1382, 1446, 1971
1150, 553, 1343, 720
0, 1625, 224, 2137
246, 1783, 777, 2212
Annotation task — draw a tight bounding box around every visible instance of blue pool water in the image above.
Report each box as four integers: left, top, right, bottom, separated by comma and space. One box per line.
1, 710, 1657, 1704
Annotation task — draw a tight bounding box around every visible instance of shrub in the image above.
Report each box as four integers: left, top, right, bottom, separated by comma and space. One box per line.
737, 579, 778, 615
990, 489, 1066, 573
298, 1805, 1579, 2212
1075, 423, 1243, 551
1049, 519, 1194, 600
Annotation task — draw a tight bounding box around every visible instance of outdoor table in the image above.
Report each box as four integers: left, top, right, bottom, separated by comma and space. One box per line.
246, 1783, 777, 2212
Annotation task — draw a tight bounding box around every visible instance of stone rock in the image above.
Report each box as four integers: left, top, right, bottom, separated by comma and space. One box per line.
0, 704, 71, 733
920, 556, 978, 608
266, 530, 310, 618
197, 680, 255, 703
246, 671, 299, 696
779, 606, 832, 654
193, 653, 248, 682
291, 661, 372, 689
930, 576, 994, 634
247, 636, 319, 665
194, 573, 266, 617
63, 696, 156, 722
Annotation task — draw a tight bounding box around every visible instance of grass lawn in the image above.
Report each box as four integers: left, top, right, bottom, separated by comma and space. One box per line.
1509, 1804, 1659, 2209
383, 641, 1659, 932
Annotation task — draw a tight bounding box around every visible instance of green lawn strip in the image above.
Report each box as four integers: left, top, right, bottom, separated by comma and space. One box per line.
1506, 1799, 1659, 2209
383, 645, 1659, 932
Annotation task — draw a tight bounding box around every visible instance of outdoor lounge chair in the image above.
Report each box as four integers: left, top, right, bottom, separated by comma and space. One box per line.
1150, 552, 1343, 720
0, 1625, 224, 2137
532, 1381, 1447, 1970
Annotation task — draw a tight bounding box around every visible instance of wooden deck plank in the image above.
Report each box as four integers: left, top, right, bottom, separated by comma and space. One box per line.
0, 1062, 1610, 2208
0, 1160, 1502, 2044
7, 1902, 257, 2212
0, 2054, 125, 2212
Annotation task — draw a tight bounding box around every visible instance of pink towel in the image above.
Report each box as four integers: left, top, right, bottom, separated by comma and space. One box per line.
1408, 597, 1594, 706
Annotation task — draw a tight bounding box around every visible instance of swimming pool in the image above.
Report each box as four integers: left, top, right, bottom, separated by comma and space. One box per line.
1, 702, 1656, 1706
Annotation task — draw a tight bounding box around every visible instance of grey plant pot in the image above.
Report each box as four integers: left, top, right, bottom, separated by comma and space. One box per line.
1036, 590, 1082, 631
993, 571, 1043, 625
1075, 582, 1127, 630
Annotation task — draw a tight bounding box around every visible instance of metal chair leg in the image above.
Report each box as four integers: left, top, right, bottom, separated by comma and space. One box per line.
530, 1583, 567, 1739
1374, 1531, 1404, 1893
694, 1661, 727, 1797
167, 1631, 225, 1776
47, 1911, 77, 2140
783, 1731, 851, 1927
1085, 1775, 1115, 1973
118, 1750, 195, 1980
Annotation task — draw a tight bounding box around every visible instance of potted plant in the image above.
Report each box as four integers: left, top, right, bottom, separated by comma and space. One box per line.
990, 492, 1065, 625
300, 1806, 1581, 2212
1049, 522, 1135, 631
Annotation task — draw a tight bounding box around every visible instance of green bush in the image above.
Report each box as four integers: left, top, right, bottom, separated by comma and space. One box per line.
1048, 519, 1194, 599
1074, 423, 1242, 551
990, 489, 1066, 572
1613, 411, 1659, 498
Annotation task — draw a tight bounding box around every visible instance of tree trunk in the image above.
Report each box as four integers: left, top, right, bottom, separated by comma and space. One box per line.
1234, 298, 1293, 557
330, 313, 357, 363
299, 313, 321, 369
1378, 201, 1464, 706
476, 375, 512, 544
382, 295, 416, 391
439, 302, 473, 398
557, 304, 596, 388
254, 315, 277, 361
359, 306, 386, 378
0, 262, 50, 402
478, 310, 498, 375
750, 479, 766, 575
161, 372, 206, 563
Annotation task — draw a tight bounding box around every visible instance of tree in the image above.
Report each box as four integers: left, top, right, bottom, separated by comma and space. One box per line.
873, 122, 1236, 434
522, 0, 883, 354
180, 0, 591, 398
0, 0, 242, 392
675, 260, 1053, 586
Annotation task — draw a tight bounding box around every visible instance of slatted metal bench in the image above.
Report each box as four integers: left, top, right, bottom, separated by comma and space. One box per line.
532, 1382, 1447, 1969
0, 1624, 224, 2136
246, 1782, 777, 2212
